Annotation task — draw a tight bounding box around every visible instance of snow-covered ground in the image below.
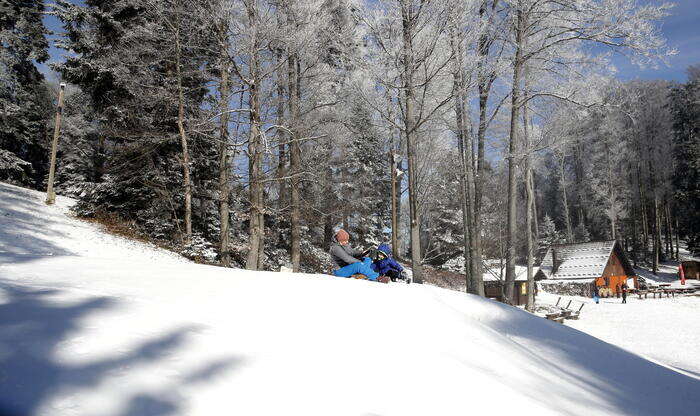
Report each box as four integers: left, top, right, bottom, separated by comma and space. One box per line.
537, 290, 700, 377
1, 182, 700, 416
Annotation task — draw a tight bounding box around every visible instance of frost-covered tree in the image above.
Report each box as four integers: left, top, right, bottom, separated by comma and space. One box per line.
0, 0, 52, 187
573, 222, 591, 244
670, 66, 700, 255
501, 0, 673, 302
54, 0, 216, 242
538, 214, 564, 251
359, 0, 454, 283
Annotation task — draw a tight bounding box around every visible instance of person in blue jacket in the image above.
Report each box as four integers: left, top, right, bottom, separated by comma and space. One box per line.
370, 243, 405, 281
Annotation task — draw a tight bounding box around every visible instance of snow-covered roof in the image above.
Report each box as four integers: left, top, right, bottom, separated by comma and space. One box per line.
536, 241, 632, 280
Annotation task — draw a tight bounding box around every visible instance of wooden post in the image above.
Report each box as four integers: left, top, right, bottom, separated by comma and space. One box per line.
46, 83, 66, 205
389, 150, 399, 260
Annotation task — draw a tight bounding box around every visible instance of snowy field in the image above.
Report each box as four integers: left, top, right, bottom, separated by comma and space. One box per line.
538, 291, 700, 377
1, 182, 700, 416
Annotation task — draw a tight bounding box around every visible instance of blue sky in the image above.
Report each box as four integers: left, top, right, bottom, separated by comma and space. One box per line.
41, 0, 699, 82
607, 0, 700, 82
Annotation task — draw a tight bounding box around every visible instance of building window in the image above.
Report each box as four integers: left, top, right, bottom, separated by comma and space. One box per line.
521, 283, 527, 295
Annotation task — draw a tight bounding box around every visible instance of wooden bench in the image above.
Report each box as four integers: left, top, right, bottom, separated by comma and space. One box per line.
545, 313, 565, 324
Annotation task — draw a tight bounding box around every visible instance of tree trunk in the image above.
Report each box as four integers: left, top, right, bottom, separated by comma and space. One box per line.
323, 140, 335, 248
637, 162, 648, 251
522, 73, 535, 312
218, 44, 231, 267
245, 0, 265, 270
652, 195, 660, 274
632, 210, 638, 266
451, 28, 472, 289
606, 147, 616, 240
450, 25, 482, 295
401, 1, 423, 283
664, 201, 673, 258
276, 67, 287, 214
288, 51, 301, 272
174, 6, 192, 241
531, 172, 539, 242
473, 0, 498, 297
505, 6, 524, 304
674, 215, 680, 260
390, 150, 400, 259
387, 91, 401, 260
557, 153, 573, 242
574, 140, 586, 228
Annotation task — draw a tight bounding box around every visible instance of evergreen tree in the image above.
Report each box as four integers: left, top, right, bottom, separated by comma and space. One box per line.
54, 0, 217, 242
341, 99, 391, 248
0, 0, 52, 187
539, 214, 565, 252
573, 222, 591, 243
670, 66, 700, 254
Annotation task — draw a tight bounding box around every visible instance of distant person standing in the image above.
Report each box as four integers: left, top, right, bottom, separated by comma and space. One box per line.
621, 283, 627, 304
593, 284, 600, 304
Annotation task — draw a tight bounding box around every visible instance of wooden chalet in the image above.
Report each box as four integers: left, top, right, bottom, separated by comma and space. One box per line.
680, 261, 700, 280
535, 240, 637, 296
483, 266, 531, 306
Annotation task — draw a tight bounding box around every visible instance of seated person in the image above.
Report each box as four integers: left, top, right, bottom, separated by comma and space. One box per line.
370, 243, 405, 281
329, 229, 384, 282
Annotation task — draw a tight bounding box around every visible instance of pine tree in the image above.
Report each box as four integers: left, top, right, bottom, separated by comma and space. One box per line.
573, 223, 591, 243
670, 67, 700, 254
0, 0, 52, 187
539, 214, 564, 252
341, 99, 391, 248
54, 0, 217, 242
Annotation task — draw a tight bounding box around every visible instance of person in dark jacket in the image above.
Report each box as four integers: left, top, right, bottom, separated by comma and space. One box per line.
370, 243, 404, 281
621, 283, 627, 304
592, 284, 600, 304
329, 229, 383, 281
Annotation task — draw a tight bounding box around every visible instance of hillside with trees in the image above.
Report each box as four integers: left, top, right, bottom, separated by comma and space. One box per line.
2, 0, 698, 308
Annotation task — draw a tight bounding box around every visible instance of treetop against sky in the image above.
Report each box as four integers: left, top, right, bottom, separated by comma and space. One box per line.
39, 0, 698, 82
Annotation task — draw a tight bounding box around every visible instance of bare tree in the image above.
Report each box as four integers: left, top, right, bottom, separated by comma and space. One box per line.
502, 0, 673, 303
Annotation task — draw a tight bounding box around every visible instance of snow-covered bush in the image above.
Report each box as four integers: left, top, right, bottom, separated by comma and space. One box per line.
0, 150, 34, 186
180, 234, 218, 263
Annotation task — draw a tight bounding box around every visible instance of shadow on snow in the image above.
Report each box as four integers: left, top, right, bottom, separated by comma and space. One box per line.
0, 183, 74, 261
0, 284, 241, 416
481, 302, 700, 416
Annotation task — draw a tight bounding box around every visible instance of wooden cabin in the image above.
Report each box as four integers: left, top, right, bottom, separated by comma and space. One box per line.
679, 261, 700, 280
483, 267, 531, 306
535, 240, 637, 297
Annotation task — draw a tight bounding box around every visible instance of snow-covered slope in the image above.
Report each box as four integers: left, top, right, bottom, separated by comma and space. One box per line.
1, 182, 699, 416
537, 290, 700, 377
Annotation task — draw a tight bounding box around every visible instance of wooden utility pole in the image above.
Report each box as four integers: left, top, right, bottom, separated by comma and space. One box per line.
46, 83, 66, 205
389, 150, 399, 259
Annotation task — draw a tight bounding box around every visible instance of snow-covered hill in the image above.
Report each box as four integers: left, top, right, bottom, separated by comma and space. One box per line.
1, 182, 699, 416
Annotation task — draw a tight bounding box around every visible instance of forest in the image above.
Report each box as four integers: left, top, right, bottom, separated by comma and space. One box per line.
2, 0, 699, 308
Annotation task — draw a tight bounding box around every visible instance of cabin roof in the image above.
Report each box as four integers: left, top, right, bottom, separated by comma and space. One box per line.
535, 240, 634, 280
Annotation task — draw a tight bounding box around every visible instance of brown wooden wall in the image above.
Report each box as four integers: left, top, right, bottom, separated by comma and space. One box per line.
681, 261, 700, 279
596, 251, 637, 290
602, 251, 627, 278
484, 282, 529, 306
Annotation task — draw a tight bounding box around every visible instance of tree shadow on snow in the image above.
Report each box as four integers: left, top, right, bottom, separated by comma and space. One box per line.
0, 284, 242, 416
0, 183, 75, 261
481, 303, 700, 416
